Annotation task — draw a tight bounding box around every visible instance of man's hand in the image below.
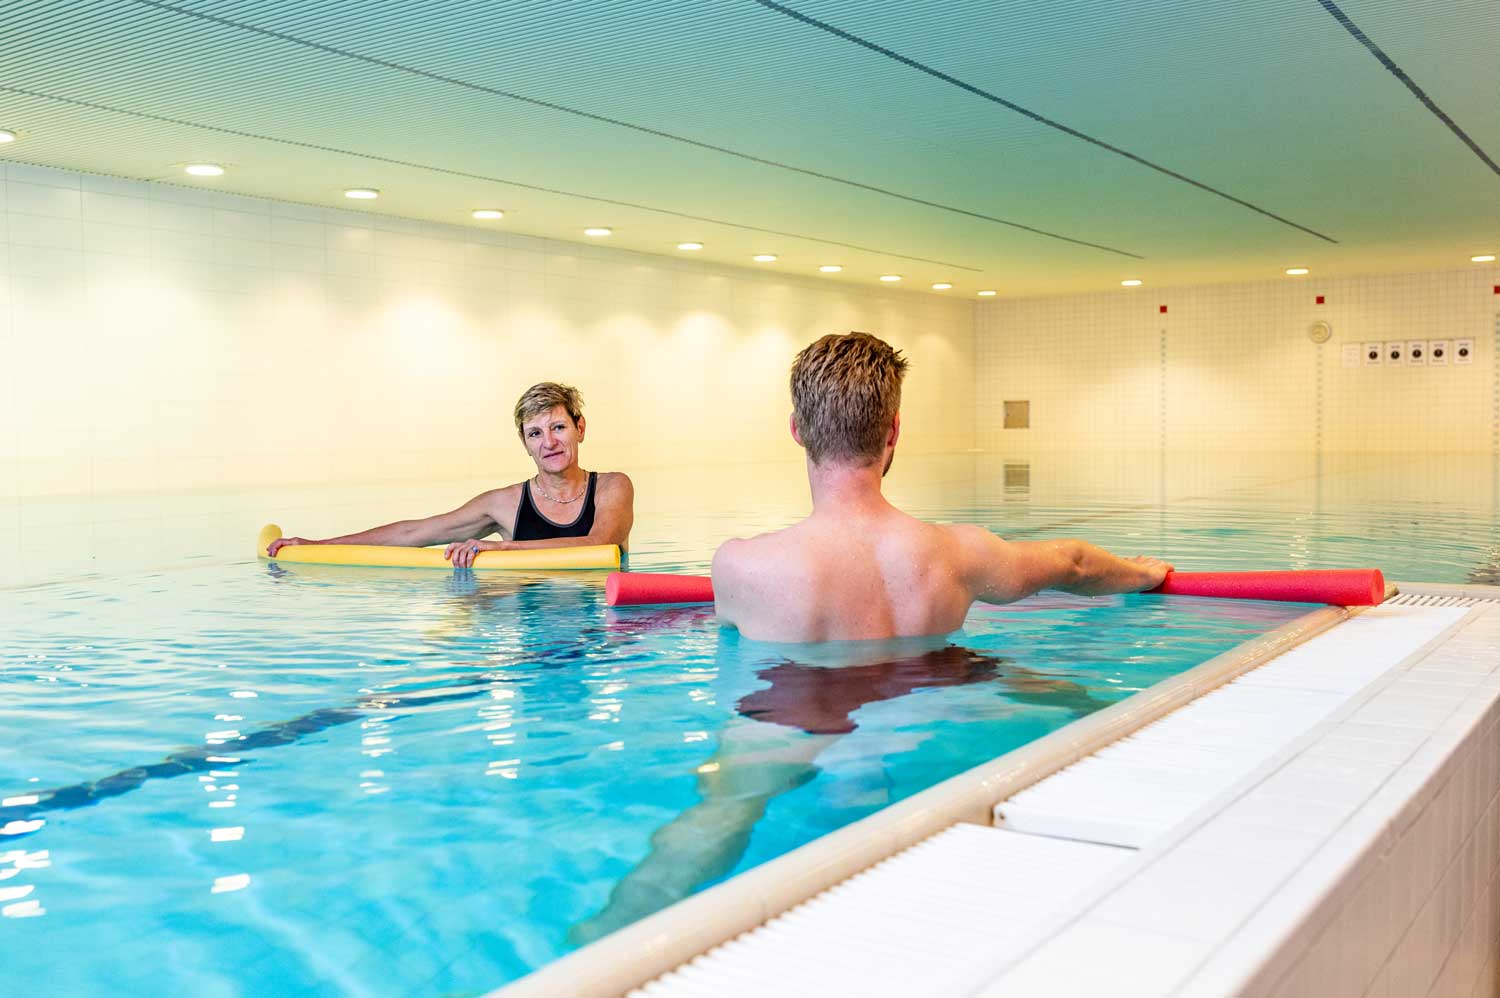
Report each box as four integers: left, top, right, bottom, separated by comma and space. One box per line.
1128, 555, 1174, 591
444, 539, 512, 568
267, 536, 316, 557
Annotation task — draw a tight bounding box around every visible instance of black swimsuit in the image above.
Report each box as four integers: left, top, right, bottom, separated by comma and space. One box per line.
512, 472, 598, 541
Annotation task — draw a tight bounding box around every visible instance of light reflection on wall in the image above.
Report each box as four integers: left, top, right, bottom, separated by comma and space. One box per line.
2, 166, 975, 506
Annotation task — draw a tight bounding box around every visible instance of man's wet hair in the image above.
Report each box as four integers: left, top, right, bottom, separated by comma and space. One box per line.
789, 331, 909, 465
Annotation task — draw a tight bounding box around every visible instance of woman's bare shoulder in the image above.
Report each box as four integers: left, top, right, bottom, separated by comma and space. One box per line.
594, 471, 634, 493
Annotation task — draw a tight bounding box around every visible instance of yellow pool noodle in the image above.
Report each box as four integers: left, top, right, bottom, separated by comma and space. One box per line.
256, 524, 620, 571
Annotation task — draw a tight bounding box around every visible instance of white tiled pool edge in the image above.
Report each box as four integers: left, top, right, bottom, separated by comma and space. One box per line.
496, 587, 1500, 997
1202, 593, 1500, 997
493, 601, 1353, 997
967, 591, 1499, 996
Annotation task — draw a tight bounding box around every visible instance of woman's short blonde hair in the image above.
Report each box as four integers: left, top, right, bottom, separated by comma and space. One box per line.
790, 332, 908, 465
513, 382, 584, 434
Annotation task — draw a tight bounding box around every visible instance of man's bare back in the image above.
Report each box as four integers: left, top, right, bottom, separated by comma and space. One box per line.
715, 504, 972, 641
711, 331, 1169, 644
713, 489, 1169, 643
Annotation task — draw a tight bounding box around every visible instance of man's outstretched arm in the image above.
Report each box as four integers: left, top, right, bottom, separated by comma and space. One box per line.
958, 528, 1172, 604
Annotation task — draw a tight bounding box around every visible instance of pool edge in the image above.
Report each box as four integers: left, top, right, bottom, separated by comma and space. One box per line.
491, 598, 1359, 998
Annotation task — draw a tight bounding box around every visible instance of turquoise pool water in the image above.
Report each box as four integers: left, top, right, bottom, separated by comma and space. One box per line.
2, 453, 1494, 995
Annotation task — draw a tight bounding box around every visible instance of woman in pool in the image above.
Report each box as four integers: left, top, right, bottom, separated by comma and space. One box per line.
265, 382, 633, 565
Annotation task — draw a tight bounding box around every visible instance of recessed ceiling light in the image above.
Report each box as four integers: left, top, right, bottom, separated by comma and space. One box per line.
344, 188, 379, 200
1120, 279, 1143, 287
931, 282, 953, 290
977, 290, 998, 297
1284, 267, 1310, 276
1472, 254, 1496, 263
584, 227, 612, 237
677, 241, 704, 251
471, 208, 505, 220
879, 275, 902, 283
819, 265, 843, 273
184, 163, 224, 177
0, 129, 19, 144
752, 253, 778, 263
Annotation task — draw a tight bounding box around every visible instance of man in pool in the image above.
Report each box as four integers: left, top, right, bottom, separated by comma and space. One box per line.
265, 382, 633, 564
712, 332, 1171, 641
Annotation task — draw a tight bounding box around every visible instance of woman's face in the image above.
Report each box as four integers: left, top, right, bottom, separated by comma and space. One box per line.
520, 405, 585, 474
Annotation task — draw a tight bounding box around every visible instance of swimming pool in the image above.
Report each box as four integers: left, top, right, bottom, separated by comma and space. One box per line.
1, 452, 1493, 995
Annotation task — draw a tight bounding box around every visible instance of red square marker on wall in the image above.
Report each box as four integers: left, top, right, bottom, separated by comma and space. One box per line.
1159, 305, 1167, 313
1493, 285, 1498, 295
1316, 295, 1325, 304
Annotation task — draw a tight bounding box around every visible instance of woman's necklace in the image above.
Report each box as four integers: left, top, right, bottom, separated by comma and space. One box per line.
533, 475, 586, 504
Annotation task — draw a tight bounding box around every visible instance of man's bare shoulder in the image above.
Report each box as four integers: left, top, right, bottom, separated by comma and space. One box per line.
932, 522, 1012, 575
713, 525, 799, 569
939, 521, 1005, 548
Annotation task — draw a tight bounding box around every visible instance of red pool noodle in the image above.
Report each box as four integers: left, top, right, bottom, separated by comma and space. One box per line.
606, 571, 716, 607
1150, 569, 1385, 606
606, 568, 1385, 607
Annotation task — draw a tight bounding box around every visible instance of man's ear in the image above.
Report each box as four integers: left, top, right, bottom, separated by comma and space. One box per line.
789, 412, 804, 447
888, 412, 901, 448
575, 415, 586, 441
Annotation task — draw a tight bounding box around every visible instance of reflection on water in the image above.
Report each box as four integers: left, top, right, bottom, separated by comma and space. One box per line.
570, 639, 1111, 943
0, 450, 1493, 994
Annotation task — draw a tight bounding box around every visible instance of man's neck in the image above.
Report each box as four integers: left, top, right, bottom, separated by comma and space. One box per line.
807, 458, 891, 516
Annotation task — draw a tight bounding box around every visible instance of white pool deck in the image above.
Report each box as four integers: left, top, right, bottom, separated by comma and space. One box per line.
498, 583, 1500, 997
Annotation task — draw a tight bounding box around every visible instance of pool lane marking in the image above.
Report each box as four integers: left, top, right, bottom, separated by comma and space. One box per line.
113, 0, 1140, 260
751, 0, 1339, 244
0, 678, 504, 827
1317, 0, 1500, 177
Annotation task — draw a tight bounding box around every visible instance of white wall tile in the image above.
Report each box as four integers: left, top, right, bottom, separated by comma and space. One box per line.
976, 269, 1498, 454
80, 174, 148, 199
8, 213, 81, 250
83, 222, 150, 258
1, 164, 976, 542
269, 216, 323, 248
212, 208, 269, 242
81, 191, 147, 228
4, 164, 80, 189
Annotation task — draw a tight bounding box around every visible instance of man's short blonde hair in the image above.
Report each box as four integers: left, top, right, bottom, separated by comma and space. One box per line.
513, 382, 584, 434
790, 332, 909, 465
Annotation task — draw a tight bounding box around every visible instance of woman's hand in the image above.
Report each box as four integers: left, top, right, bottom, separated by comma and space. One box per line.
443, 539, 512, 568
267, 536, 317, 557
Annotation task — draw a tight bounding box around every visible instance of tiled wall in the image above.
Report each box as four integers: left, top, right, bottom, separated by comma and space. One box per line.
0, 162, 976, 496
1242, 603, 1500, 998
0, 162, 974, 583
975, 269, 1500, 454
